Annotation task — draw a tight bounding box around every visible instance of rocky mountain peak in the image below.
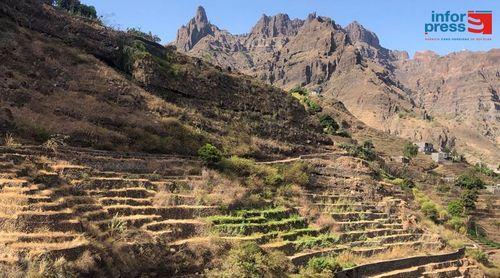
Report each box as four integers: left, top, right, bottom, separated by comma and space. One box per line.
174, 5, 214, 51
345, 21, 380, 48
195, 6, 208, 24
249, 13, 304, 38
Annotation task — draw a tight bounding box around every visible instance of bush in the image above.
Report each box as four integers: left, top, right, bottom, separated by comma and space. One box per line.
446, 216, 466, 233
281, 162, 310, 186
318, 114, 339, 134
455, 172, 485, 190
290, 86, 308, 96
338, 142, 375, 161
474, 163, 496, 177
198, 144, 223, 165
290, 87, 321, 114
126, 27, 161, 43
302, 256, 342, 275
206, 242, 291, 277
400, 178, 415, 189
403, 142, 418, 158
460, 189, 478, 212
421, 201, 439, 222
447, 199, 464, 217
466, 249, 490, 265
335, 129, 351, 138
54, 0, 98, 19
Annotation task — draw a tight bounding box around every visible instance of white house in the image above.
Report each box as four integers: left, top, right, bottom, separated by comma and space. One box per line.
432, 152, 449, 163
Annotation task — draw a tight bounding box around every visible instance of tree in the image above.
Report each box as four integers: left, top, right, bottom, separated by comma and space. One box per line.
403, 142, 418, 159
54, 0, 80, 10
54, 0, 98, 20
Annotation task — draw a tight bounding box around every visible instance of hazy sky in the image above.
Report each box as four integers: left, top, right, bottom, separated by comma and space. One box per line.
82, 0, 498, 56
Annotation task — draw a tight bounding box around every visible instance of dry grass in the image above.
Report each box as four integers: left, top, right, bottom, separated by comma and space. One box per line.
191, 169, 248, 207
2, 133, 21, 148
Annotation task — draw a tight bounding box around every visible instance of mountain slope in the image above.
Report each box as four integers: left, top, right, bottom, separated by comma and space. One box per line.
173, 7, 499, 165
0, 1, 329, 158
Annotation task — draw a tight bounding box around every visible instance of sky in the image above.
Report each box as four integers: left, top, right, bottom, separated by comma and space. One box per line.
82, 0, 498, 57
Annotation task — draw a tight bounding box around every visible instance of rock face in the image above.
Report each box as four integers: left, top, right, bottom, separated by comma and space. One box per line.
175, 6, 214, 51
172, 7, 499, 164
345, 21, 380, 48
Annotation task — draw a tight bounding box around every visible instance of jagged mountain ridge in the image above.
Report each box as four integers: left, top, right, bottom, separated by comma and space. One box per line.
173, 7, 499, 165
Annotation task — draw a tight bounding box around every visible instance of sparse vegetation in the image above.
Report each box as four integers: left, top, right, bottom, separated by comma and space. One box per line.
53, 0, 98, 20
447, 199, 464, 217
338, 141, 376, 161
300, 256, 342, 276
466, 249, 490, 265
198, 143, 224, 166
290, 87, 322, 114
318, 114, 339, 134
2, 132, 21, 147
206, 242, 291, 277
126, 27, 161, 43
454, 172, 485, 190
403, 142, 418, 159
474, 163, 496, 177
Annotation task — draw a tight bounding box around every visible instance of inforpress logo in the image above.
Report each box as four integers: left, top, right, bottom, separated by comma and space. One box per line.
424, 10, 493, 40
468, 11, 492, 34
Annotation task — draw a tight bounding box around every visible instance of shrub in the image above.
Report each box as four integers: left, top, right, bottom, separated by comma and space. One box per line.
117, 39, 148, 74
335, 129, 351, 138
290, 86, 308, 96
436, 184, 451, 193
2, 133, 20, 148
338, 142, 375, 161
421, 201, 439, 222
206, 242, 291, 277
304, 98, 322, 114
460, 189, 478, 212
300, 257, 342, 276
198, 143, 223, 165
126, 27, 161, 43
474, 163, 496, 177
318, 114, 339, 134
446, 216, 466, 233
447, 199, 464, 217
403, 142, 418, 158
54, 0, 98, 20
281, 162, 310, 186
455, 172, 485, 190
466, 249, 490, 265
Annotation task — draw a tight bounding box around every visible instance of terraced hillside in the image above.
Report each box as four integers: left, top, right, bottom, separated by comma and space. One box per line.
0, 144, 489, 276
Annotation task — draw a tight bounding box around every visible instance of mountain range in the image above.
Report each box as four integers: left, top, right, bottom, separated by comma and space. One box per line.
173, 6, 499, 166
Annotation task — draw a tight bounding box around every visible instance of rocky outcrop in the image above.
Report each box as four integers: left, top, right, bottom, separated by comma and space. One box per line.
248, 13, 303, 39
345, 21, 380, 48
174, 6, 214, 51
172, 6, 499, 164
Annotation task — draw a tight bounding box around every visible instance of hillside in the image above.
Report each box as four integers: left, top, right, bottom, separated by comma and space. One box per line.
0, 1, 498, 277
0, 0, 329, 160
173, 7, 500, 166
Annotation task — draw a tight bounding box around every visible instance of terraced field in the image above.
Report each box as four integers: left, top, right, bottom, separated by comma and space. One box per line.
0, 146, 483, 276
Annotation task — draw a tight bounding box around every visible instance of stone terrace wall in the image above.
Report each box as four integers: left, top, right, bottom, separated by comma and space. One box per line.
335, 248, 465, 278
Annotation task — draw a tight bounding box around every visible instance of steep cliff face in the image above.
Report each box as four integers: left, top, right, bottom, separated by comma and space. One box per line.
172, 7, 499, 164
